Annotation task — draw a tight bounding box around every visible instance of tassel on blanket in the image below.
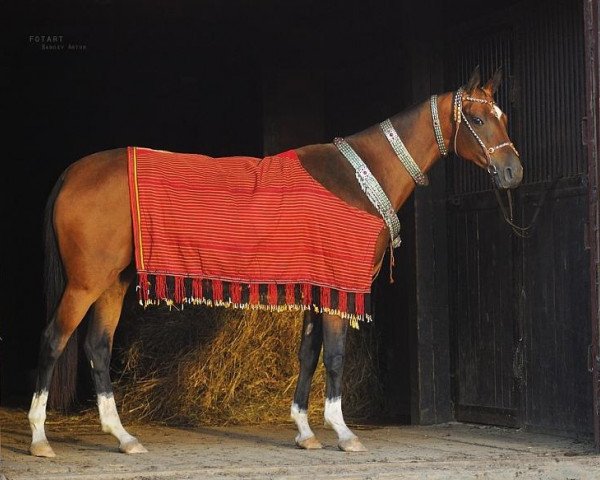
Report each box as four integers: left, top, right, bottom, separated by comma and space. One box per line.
302, 283, 312, 307
338, 290, 348, 314
249, 283, 259, 305
355, 293, 365, 317
138, 272, 149, 305
192, 277, 203, 302
137, 275, 369, 328
268, 284, 278, 306
321, 287, 331, 310
212, 280, 224, 303
155, 275, 167, 301
174, 276, 185, 304
285, 283, 295, 306
231, 282, 242, 305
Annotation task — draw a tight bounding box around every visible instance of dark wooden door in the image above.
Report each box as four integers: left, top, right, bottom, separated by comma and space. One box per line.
445, 0, 593, 434
583, 0, 600, 448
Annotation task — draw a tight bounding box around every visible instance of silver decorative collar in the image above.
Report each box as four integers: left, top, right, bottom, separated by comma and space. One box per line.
430, 95, 448, 156
380, 119, 429, 186
334, 137, 401, 248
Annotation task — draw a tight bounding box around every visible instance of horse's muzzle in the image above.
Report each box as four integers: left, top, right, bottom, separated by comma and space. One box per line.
494, 162, 523, 189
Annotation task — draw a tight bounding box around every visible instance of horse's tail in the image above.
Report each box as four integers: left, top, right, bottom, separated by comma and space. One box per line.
44, 173, 79, 411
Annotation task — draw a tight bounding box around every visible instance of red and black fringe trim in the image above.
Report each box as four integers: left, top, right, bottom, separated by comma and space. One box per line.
136, 273, 371, 325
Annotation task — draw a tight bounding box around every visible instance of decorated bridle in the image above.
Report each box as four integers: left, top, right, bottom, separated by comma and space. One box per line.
449, 87, 520, 178
443, 87, 536, 237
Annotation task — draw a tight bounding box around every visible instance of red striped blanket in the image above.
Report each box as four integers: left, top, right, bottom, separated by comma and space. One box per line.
127, 147, 384, 324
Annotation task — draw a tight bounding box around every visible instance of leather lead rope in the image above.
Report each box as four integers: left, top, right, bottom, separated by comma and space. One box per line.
492, 177, 560, 238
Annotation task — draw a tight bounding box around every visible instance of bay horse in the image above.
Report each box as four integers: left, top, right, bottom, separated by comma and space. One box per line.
28, 68, 522, 457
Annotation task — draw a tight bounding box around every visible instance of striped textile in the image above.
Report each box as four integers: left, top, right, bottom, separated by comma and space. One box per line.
127, 147, 384, 324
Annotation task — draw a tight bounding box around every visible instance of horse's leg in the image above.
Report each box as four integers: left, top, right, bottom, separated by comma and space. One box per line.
29, 148, 134, 457
291, 311, 323, 449
28, 286, 100, 457
84, 272, 147, 454
322, 313, 366, 452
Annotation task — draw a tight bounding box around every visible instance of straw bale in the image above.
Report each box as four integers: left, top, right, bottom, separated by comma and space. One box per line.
113, 304, 383, 426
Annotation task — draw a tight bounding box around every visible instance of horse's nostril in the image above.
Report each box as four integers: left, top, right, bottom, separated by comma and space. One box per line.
505, 167, 514, 181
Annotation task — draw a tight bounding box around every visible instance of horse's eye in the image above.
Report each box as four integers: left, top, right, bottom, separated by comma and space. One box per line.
471, 116, 484, 126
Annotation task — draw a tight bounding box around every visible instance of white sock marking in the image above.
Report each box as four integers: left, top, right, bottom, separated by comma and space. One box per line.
290, 403, 316, 442
97, 394, 137, 446
28, 390, 49, 445
324, 397, 356, 442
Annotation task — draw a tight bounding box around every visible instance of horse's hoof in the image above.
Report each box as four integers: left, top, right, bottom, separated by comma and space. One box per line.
295, 435, 323, 450
119, 438, 148, 454
338, 437, 367, 452
30, 440, 56, 457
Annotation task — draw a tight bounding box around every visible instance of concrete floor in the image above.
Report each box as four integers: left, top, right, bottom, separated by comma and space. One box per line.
1, 407, 599, 479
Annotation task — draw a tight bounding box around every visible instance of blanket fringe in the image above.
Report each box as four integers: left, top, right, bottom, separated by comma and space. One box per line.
137, 273, 371, 328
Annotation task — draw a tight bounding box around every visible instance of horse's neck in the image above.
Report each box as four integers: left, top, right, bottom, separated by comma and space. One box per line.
347, 91, 453, 212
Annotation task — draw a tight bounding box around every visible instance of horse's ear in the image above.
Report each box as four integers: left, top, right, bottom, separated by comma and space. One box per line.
483, 67, 503, 96
466, 66, 481, 93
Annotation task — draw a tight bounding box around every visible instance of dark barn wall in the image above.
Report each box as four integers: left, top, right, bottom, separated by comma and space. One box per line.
583, 0, 600, 448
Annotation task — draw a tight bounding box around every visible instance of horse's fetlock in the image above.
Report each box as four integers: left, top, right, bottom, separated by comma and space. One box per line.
28, 412, 45, 425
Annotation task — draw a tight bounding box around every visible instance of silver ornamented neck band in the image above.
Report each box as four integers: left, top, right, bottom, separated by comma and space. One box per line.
430, 95, 448, 156
380, 119, 429, 186
334, 137, 401, 248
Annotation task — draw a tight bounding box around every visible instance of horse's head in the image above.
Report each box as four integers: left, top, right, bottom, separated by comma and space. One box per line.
453, 67, 523, 189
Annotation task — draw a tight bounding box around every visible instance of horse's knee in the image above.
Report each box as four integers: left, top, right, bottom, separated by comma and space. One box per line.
323, 352, 344, 373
